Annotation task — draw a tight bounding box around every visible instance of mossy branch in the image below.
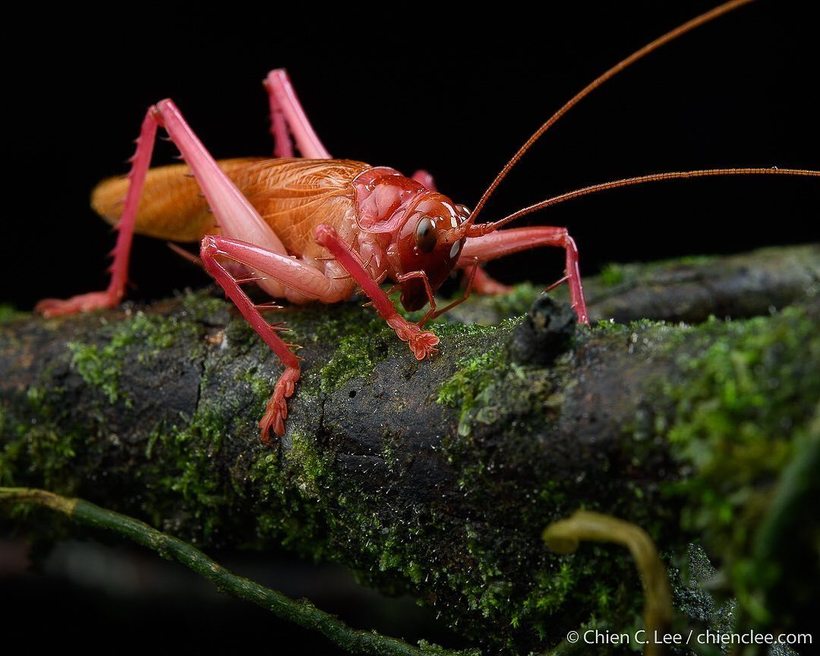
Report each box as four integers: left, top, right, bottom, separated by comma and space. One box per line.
1, 244, 818, 654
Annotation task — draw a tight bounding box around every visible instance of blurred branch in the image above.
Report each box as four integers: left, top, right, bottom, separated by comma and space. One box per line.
0, 486, 475, 656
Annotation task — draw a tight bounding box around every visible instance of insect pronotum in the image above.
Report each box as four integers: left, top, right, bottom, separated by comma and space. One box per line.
36, 0, 820, 441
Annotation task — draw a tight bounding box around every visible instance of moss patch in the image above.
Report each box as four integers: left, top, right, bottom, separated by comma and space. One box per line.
437, 341, 507, 436
661, 307, 820, 627
313, 307, 391, 394
67, 310, 203, 406
599, 263, 626, 287
0, 304, 25, 324
0, 385, 83, 494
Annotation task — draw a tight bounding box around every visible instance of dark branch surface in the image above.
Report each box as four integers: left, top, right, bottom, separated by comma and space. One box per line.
1, 244, 818, 654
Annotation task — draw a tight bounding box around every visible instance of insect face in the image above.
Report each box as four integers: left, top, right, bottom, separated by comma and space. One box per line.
393, 196, 470, 310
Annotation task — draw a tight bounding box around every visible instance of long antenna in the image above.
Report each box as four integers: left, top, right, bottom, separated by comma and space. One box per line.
466, 168, 820, 237
466, 0, 755, 226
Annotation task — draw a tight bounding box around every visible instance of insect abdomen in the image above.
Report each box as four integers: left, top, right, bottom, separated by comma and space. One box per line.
91, 158, 264, 242
91, 158, 372, 250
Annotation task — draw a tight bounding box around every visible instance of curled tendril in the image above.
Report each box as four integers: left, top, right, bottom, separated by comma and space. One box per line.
543, 510, 673, 656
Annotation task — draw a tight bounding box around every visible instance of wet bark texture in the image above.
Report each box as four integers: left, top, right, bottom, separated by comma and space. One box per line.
1, 244, 818, 654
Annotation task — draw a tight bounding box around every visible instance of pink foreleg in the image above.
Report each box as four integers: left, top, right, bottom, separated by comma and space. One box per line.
263, 69, 331, 159
200, 239, 297, 441
200, 234, 352, 439
314, 225, 439, 360
460, 227, 588, 324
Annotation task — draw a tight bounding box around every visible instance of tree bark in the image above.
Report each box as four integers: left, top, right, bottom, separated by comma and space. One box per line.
1, 244, 818, 654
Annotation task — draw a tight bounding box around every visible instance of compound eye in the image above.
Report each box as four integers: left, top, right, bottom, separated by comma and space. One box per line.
455, 204, 472, 221
415, 216, 437, 253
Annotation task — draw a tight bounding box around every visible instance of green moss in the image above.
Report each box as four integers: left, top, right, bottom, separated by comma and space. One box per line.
320, 333, 376, 393
316, 308, 390, 394
661, 306, 820, 626
140, 409, 227, 540
67, 341, 124, 404
437, 341, 507, 437
0, 386, 82, 492
248, 447, 329, 557
673, 254, 716, 267
180, 288, 231, 322
599, 263, 626, 287
288, 430, 327, 497
427, 320, 494, 340
474, 282, 540, 318
67, 311, 202, 405
0, 304, 25, 324
237, 368, 274, 400
592, 318, 627, 334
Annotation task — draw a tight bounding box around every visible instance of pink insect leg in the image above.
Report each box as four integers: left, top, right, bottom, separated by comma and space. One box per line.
264, 69, 331, 159
264, 69, 440, 197
44, 97, 332, 440
201, 241, 300, 439
35, 114, 159, 317
198, 232, 354, 438
314, 225, 440, 360
150, 99, 348, 440
460, 227, 588, 324
198, 234, 356, 439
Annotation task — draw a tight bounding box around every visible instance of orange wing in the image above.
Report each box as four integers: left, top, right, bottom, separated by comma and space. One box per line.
91, 158, 372, 253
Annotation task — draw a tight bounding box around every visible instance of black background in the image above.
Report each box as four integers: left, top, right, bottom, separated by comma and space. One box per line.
2, 1, 818, 310
1, 2, 819, 653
